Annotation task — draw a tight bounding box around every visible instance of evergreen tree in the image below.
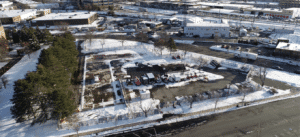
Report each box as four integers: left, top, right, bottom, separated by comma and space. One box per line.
43, 29, 53, 43
0, 38, 9, 60
12, 29, 20, 43
167, 38, 177, 53
11, 33, 78, 125
35, 26, 44, 43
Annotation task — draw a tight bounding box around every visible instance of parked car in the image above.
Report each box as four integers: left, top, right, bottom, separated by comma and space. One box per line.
272, 66, 283, 70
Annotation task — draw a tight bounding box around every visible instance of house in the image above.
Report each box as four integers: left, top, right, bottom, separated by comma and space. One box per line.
184, 22, 230, 38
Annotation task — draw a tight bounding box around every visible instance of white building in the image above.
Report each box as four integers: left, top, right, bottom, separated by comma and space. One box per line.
184, 22, 230, 38
0, 1, 13, 8
0, 9, 38, 21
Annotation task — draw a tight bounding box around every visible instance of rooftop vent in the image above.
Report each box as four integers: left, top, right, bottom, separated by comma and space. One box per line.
287, 44, 290, 47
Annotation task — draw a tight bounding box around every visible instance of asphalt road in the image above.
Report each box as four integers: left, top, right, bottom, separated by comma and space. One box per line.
172, 96, 300, 137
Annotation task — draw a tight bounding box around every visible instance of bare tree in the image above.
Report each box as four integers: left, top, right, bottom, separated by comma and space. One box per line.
256, 62, 269, 87
66, 114, 80, 137
185, 95, 197, 108
119, 35, 127, 48
213, 91, 221, 112
240, 85, 250, 106
135, 32, 148, 46
1, 75, 8, 89
55, 22, 69, 31
193, 56, 209, 69
100, 34, 107, 49
138, 100, 154, 117
84, 31, 94, 48
154, 39, 165, 56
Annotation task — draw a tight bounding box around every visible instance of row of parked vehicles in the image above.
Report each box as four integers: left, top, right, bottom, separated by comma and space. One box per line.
125, 72, 208, 86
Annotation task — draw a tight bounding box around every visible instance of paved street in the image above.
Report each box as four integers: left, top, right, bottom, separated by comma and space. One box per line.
173, 96, 300, 137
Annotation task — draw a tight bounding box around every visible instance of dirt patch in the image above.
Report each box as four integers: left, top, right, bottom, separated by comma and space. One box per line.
92, 54, 133, 61
150, 68, 247, 102
252, 76, 293, 90
92, 84, 115, 103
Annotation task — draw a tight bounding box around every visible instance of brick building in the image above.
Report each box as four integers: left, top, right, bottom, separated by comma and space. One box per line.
31, 12, 97, 26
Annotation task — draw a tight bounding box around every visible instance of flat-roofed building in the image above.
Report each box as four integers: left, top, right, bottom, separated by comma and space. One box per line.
0, 9, 43, 24
184, 22, 230, 38
82, 0, 113, 6
280, 0, 300, 8
31, 11, 97, 26
243, 7, 293, 19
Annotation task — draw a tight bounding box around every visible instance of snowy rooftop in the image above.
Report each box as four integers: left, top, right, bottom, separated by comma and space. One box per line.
205, 9, 236, 14
140, 20, 162, 25
0, 1, 13, 4
15, 0, 39, 4
276, 42, 300, 52
232, 1, 279, 5
246, 7, 289, 12
197, 2, 253, 9
32, 12, 97, 21
0, 9, 37, 17
186, 22, 229, 27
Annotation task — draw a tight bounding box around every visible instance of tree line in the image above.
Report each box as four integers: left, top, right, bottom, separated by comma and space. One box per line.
5, 26, 53, 57
10, 32, 80, 126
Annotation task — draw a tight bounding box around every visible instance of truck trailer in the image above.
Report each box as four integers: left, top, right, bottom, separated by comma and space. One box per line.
234, 52, 258, 60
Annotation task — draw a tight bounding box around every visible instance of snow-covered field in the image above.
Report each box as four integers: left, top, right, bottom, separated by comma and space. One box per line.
210, 45, 300, 87
0, 62, 8, 69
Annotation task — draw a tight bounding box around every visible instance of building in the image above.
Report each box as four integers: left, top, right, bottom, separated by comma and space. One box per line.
0, 25, 6, 39
14, 0, 59, 9
243, 8, 293, 19
0, 9, 41, 24
81, 0, 113, 6
275, 42, 300, 58
0, 1, 13, 8
184, 22, 230, 38
31, 11, 97, 26
230, 1, 279, 8
139, 20, 162, 29
280, 0, 300, 8
197, 2, 254, 10
140, 1, 198, 10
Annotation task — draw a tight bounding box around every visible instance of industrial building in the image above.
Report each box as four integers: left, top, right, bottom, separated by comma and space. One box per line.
279, 0, 300, 8
197, 2, 254, 10
275, 42, 300, 58
81, 0, 113, 6
0, 9, 50, 24
230, 1, 279, 8
184, 22, 230, 38
140, 1, 198, 10
243, 8, 294, 19
31, 11, 97, 26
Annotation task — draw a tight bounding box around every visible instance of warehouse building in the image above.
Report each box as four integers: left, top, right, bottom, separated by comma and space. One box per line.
184, 22, 230, 38
197, 2, 254, 10
31, 11, 97, 26
81, 0, 113, 6
279, 0, 300, 8
243, 8, 293, 19
0, 9, 47, 24
274, 42, 300, 58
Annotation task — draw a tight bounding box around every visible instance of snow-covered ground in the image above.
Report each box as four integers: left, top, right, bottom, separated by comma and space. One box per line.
0, 62, 8, 69
210, 45, 300, 87
269, 29, 300, 44
2, 37, 300, 137
0, 46, 50, 137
